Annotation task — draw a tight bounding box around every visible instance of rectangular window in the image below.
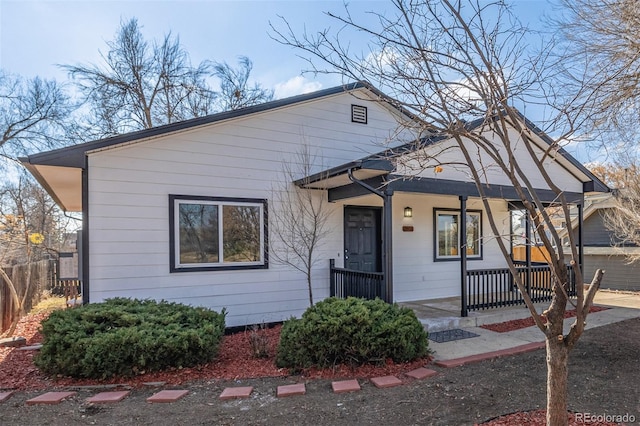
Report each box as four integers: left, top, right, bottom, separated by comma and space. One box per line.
434, 209, 482, 261
170, 195, 267, 272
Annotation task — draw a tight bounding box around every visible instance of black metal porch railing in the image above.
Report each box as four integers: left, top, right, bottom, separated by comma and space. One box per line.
329, 259, 385, 300
465, 264, 576, 312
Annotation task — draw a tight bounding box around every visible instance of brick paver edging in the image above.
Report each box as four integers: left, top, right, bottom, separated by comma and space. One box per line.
146, 389, 189, 403
87, 391, 131, 404
331, 379, 361, 394
2, 344, 549, 407
370, 375, 403, 388
219, 386, 253, 400
25, 391, 77, 405
277, 383, 306, 397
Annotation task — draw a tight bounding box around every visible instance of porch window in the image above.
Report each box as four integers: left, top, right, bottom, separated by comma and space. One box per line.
169, 195, 267, 272
434, 209, 482, 261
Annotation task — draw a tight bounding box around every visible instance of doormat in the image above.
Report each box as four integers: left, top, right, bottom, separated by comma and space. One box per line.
428, 328, 480, 343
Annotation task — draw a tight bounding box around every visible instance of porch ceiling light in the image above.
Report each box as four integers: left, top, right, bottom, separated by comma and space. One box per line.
404, 206, 413, 218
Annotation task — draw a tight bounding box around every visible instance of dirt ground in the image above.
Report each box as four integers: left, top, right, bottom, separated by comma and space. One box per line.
1, 317, 638, 426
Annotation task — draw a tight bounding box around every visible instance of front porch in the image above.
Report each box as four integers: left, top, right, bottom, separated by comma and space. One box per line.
330, 260, 577, 320
298, 116, 604, 322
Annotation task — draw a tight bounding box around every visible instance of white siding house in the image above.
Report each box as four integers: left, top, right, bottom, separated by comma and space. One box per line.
22, 83, 608, 327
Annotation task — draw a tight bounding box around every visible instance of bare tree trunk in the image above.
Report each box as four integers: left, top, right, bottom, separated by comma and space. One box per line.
0, 267, 22, 335
307, 274, 314, 307
307, 253, 314, 306
18, 262, 32, 315
540, 262, 571, 426
0, 263, 34, 336
3, 266, 26, 337
0, 267, 20, 309
546, 338, 569, 426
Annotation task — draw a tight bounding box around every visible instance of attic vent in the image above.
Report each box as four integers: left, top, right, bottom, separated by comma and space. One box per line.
351, 104, 368, 124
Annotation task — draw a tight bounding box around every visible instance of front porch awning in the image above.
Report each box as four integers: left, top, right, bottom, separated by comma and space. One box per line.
299, 161, 587, 204
294, 158, 394, 190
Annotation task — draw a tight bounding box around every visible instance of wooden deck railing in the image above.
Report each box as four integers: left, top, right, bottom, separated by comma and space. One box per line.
329, 259, 385, 300
465, 264, 576, 313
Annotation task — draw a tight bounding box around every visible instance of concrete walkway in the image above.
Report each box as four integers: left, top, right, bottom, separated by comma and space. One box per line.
408, 290, 640, 362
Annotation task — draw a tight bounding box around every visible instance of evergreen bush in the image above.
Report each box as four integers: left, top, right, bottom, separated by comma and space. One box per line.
276, 297, 428, 369
35, 298, 226, 379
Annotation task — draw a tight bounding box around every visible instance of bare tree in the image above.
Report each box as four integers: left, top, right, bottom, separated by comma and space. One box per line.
0, 173, 71, 335
270, 144, 332, 306
604, 178, 640, 262
588, 161, 637, 191
0, 70, 72, 332
62, 18, 216, 136
271, 1, 605, 424
554, 0, 640, 135
0, 179, 63, 265
62, 19, 273, 139
549, 0, 640, 173
589, 159, 640, 262
0, 70, 71, 168
213, 57, 274, 111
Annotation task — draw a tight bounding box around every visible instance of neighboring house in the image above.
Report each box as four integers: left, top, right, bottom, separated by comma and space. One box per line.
21, 82, 608, 327
560, 193, 640, 292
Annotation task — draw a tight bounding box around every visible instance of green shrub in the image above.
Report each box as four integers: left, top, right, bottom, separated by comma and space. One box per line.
35, 298, 226, 379
275, 297, 428, 369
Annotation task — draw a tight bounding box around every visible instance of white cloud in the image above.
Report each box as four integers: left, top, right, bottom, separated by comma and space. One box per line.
274, 76, 323, 99
363, 48, 398, 70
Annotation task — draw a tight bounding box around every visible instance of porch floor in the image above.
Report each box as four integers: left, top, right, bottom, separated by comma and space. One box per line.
399, 297, 549, 333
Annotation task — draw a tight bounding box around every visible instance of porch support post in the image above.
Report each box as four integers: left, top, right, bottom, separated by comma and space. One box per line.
329, 259, 336, 297
509, 208, 514, 259
525, 210, 531, 294
346, 168, 393, 303
460, 195, 468, 317
382, 190, 394, 304
577, 203, 584, 272
81, 161, 90, 305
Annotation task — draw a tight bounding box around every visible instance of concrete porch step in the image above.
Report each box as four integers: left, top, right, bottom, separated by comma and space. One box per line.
401, 298, 547, 332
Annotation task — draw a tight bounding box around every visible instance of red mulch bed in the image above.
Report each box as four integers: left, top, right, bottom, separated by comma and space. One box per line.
480, 306, 609, 333
478, 409, 623, 425
0, 311, 51, 390
0, 311, 430, 391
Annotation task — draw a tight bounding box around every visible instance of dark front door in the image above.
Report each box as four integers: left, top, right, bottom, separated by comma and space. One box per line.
344, 206, 381, 272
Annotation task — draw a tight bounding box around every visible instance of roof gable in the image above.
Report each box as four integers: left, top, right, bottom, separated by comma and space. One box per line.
21, 81, 415, 169
20, 82, 418, 211
387, 113, 608, 194
300, 110, 609, 201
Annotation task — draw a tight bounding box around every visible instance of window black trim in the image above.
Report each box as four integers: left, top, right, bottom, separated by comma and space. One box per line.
169, 194, 269, 272
433, 207, 483, 262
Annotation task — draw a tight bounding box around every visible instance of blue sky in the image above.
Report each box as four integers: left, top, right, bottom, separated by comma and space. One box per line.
1, 1, 385, 98
3, 1, 599, 161
0, 0, 556, 99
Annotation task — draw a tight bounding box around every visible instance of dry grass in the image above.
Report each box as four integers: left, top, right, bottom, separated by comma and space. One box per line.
30, 295, 67, 314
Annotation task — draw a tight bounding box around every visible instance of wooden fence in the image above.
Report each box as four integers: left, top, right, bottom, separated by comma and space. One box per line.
0, 259, 56, 333
512, 245, 552, 263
